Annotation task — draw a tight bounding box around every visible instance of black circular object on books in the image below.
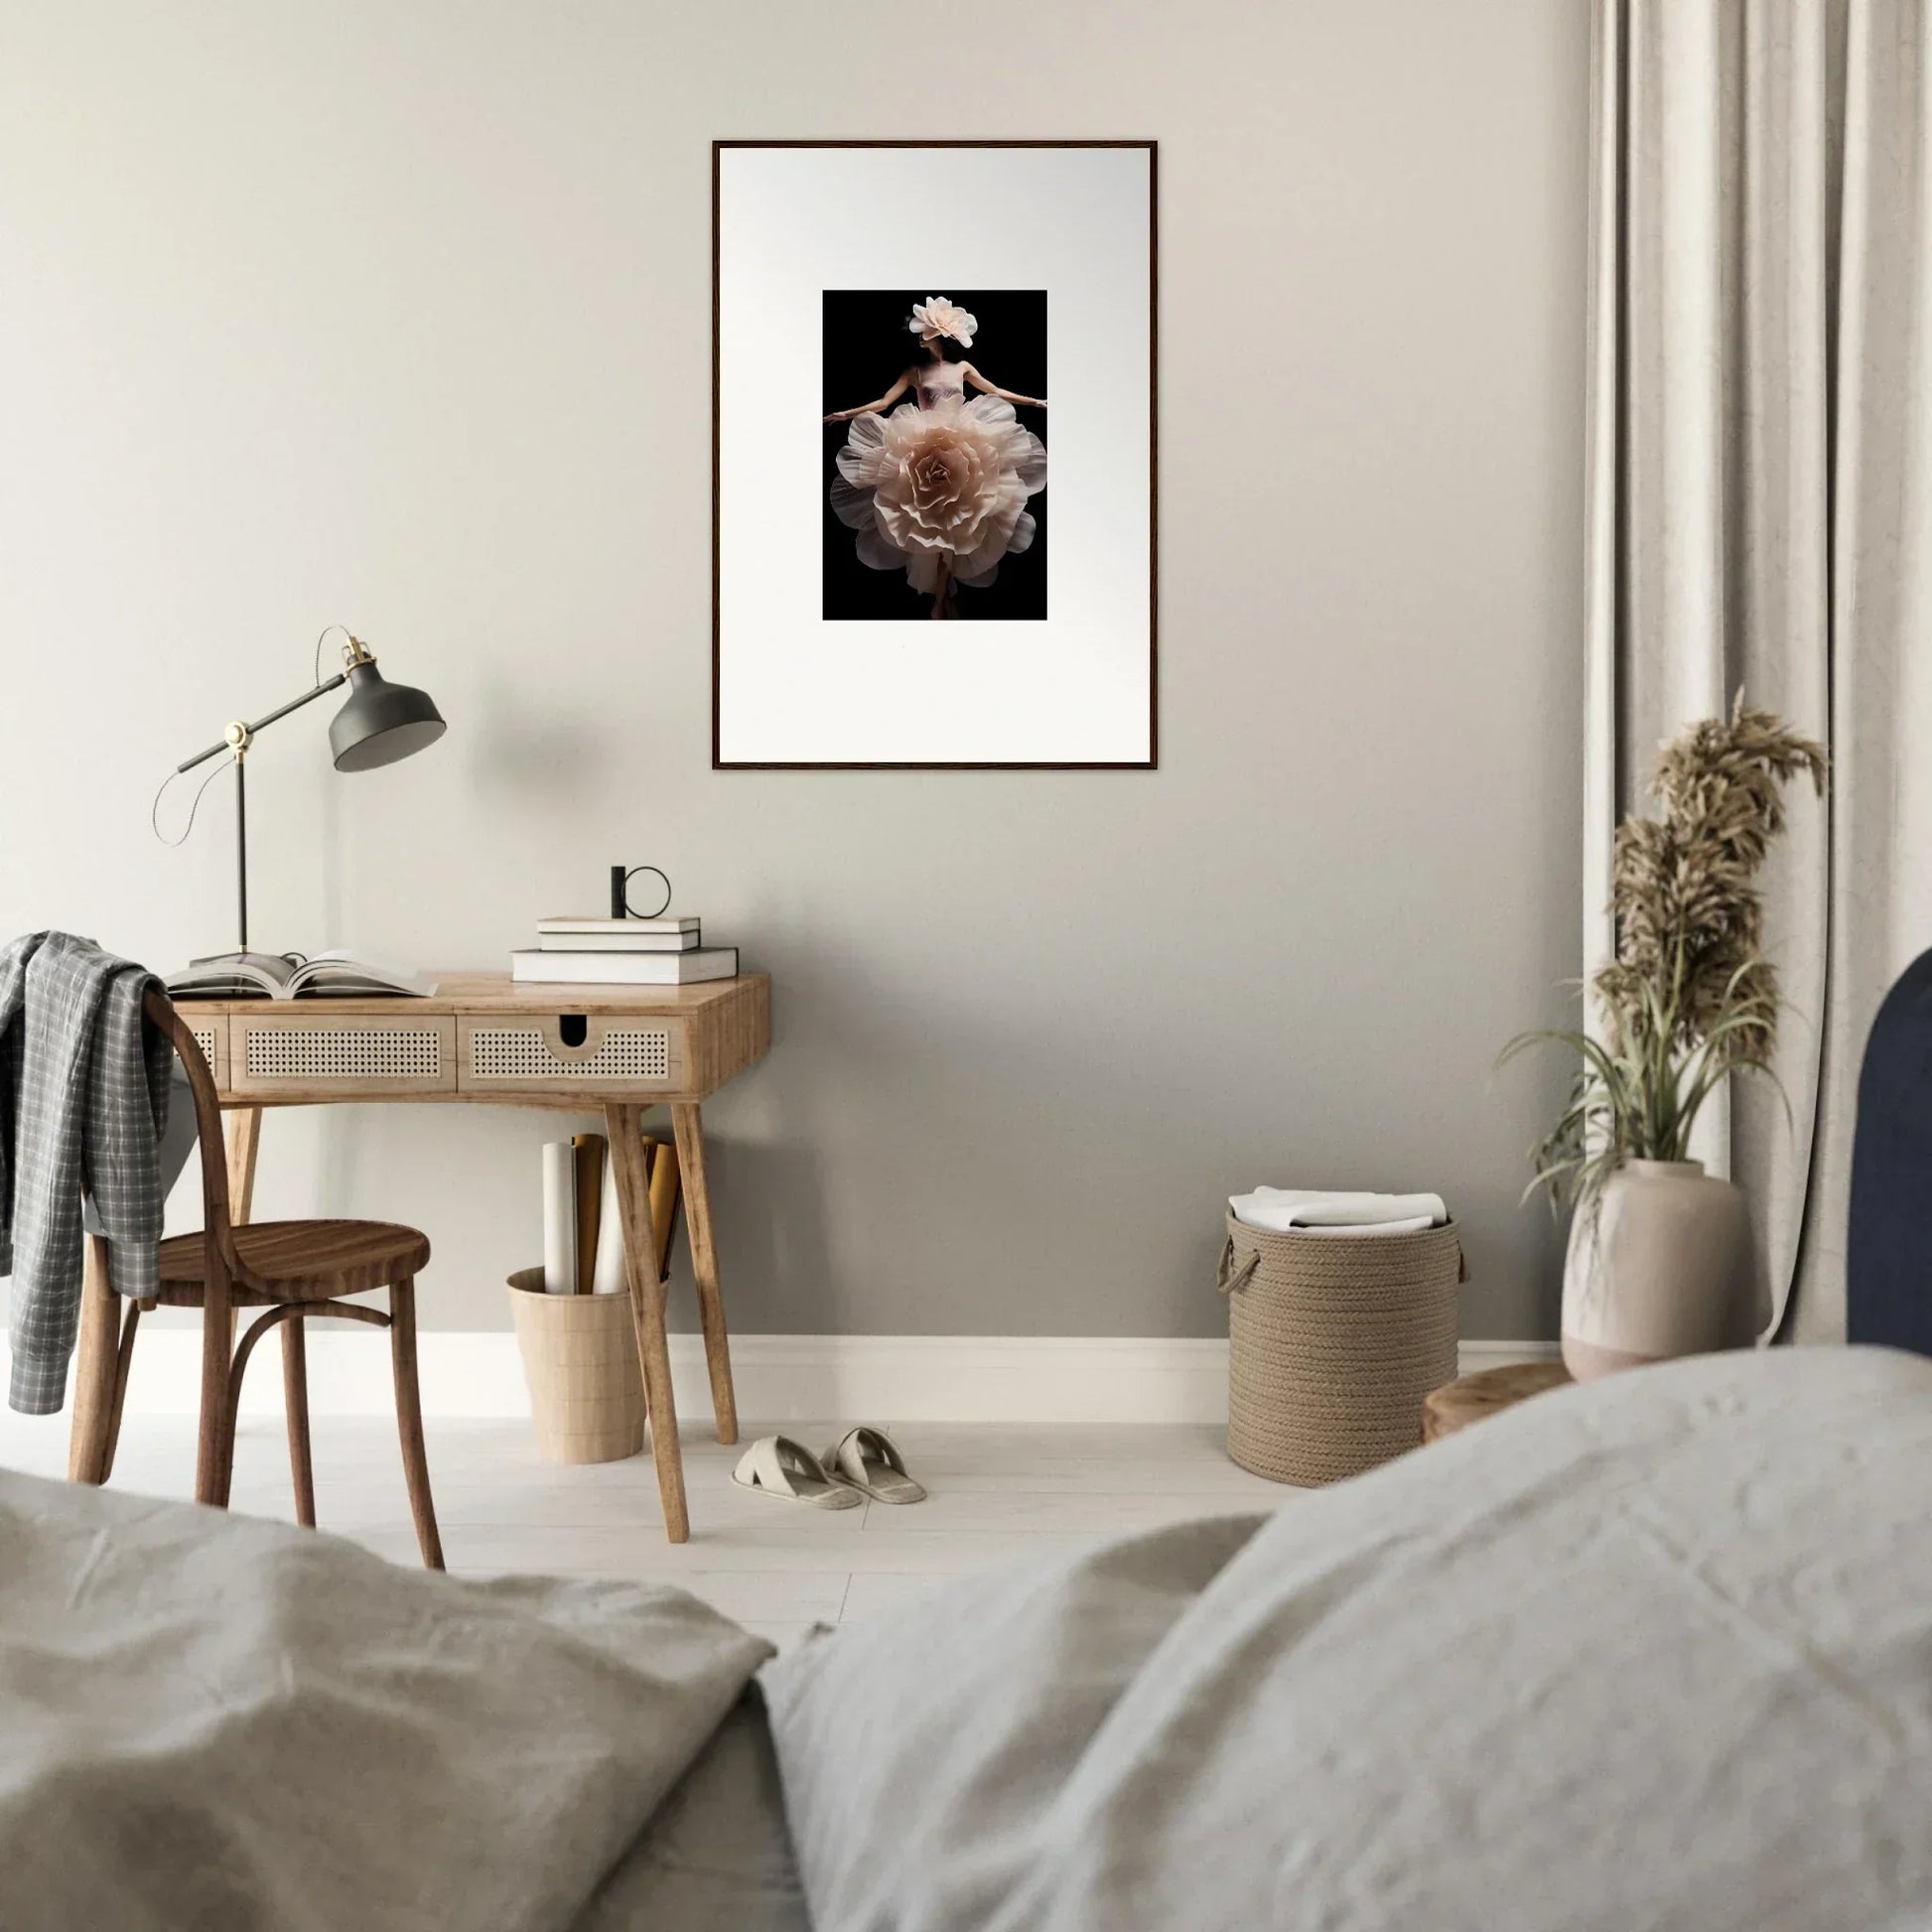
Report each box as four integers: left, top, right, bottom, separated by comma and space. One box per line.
621, 866, 673, 919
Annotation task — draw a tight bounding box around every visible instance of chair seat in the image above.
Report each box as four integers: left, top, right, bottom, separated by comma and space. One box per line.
156, 1219, 431, 1302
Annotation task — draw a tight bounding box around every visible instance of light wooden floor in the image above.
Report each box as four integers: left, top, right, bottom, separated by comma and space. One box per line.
0, 1411, 1293, 1649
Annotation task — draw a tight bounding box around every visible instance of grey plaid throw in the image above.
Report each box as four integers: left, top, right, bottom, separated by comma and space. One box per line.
1, 933, 171, 1415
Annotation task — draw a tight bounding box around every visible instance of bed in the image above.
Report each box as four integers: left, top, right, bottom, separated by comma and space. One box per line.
5, 1345, 1931, 1930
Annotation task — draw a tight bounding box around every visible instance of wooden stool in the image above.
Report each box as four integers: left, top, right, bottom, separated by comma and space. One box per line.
68, 989, 444, 1569
1421, 1360, 1572, 1443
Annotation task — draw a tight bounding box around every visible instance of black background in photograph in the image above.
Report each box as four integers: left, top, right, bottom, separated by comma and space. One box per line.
822, 289, 1047, 622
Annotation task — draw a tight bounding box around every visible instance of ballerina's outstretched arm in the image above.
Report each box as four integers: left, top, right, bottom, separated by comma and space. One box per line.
824, 372, 912, 423
961, 364, 1045, 409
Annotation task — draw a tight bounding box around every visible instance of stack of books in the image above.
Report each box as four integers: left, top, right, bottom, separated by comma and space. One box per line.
510, 915, 740, 985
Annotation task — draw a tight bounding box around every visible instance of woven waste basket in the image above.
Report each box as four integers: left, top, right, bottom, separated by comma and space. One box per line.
1218, 1214, 1463, 1485
507, 1268, 645, 1464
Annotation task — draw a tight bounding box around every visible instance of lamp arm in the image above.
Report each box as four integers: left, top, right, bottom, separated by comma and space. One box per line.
175, 671, 348, 774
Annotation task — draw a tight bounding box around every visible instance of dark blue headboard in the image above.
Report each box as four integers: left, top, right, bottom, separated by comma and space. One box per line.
1848, 947, 1932, 1355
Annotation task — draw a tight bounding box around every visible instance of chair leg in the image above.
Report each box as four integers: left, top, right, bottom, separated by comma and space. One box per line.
282, 1317, 316, 1528
68, 1235, 119, 1483
387, 1278, 443, 1570
196, 1280, 235, 1508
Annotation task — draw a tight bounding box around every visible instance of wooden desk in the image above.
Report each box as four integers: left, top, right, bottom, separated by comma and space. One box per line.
152, 971, 770, 1543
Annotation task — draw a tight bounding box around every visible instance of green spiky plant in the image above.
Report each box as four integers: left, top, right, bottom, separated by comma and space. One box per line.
1501, 698, 1828, 1209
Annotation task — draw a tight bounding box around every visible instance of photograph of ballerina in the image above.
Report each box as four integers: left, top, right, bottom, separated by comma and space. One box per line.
714, 139, 1152, 766
822, 292, 1047, 621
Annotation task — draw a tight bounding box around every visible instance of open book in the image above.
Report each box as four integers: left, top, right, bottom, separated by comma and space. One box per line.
165, 950, 439, 1001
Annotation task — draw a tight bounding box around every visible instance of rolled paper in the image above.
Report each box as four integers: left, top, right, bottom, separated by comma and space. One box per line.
541, 1141, 577, 1295
571, 1133, 607, 1293
591, 1152, 628, 1294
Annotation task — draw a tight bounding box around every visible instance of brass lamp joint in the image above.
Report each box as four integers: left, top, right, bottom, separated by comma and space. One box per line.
342, 634, 375, 669
223, 721, 253, 759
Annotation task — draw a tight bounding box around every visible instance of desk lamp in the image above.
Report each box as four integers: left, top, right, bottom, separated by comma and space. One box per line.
159, 626, 446, 970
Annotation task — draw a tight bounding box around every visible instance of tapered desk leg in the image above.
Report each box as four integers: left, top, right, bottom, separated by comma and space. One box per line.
670, 1103, 738, 1447
607, 1103, 690, 1542
227, 1103, 313, 1520
193, 1108, 258, 1509
224, 1106, 261, 1222
223, 1105, 260, 1353
100, 1299, 141, 1483
68, 1235, 118, 1483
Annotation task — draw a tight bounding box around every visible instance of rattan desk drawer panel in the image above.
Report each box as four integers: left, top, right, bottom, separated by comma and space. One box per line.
230, 1015, 457, 1095
459, 1015, 686, 1095
182, 1017, 228, 1089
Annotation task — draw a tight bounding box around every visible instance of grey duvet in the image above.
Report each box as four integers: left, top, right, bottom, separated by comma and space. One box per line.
0, 1468, 787, 1931
763, 1346, 1932, 1930
5, 1347, 1932, 1931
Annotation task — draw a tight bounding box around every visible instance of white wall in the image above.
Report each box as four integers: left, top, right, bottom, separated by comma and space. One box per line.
0, 0, 1587, 1339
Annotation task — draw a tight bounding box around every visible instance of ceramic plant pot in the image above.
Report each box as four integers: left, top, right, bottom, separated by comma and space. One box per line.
1560, 1160, 1752, 1380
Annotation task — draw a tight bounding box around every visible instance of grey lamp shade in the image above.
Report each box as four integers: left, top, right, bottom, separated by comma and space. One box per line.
329, 660, 447, 771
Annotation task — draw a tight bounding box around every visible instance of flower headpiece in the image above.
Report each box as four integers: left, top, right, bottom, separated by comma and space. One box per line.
908, 297, 977, 349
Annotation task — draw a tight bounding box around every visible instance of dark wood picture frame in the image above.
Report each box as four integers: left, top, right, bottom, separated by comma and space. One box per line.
712, 138, 1159, 770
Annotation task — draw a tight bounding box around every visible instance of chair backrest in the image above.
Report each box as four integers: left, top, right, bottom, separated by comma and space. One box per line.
142, 986, 241, 1285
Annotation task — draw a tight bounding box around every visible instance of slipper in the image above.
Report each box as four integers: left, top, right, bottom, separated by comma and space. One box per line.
822, 1426, 926, 1504
732, 1436, 862, 1509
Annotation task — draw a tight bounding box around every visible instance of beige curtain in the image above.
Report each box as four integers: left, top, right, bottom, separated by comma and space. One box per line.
1586, 0, 1932, 1342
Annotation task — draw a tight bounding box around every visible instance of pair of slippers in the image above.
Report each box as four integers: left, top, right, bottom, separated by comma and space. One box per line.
732, 1426, 925, 1510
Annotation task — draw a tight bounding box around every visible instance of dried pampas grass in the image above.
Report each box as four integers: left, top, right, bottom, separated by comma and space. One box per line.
1596, 699, 1827, 1065
1501, 696, 1827, 1207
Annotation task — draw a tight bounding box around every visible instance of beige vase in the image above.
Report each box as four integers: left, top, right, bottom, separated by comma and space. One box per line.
1560, 1160, 1752, 1380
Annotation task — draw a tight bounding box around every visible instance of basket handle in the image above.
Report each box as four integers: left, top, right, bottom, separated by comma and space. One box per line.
1215, 1237, 1260, 1297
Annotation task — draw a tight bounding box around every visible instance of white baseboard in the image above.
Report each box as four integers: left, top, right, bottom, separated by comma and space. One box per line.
23, 1330, 1560, 1427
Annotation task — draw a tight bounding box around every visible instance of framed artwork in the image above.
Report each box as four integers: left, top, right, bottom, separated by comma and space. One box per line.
713, 140, 1157, 768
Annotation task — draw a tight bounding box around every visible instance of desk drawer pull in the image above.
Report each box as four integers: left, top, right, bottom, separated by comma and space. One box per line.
471, 1024, 671, 1081
246, 1027, 444, 1080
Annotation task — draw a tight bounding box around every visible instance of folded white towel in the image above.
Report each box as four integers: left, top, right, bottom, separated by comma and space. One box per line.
1290, 1215, 1437, 1238
1228, 1188, 1448, 1235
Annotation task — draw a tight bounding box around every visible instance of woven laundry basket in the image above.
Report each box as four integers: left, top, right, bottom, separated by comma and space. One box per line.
1218, 1214, 1463, 1485
507, 1269, 645, 1464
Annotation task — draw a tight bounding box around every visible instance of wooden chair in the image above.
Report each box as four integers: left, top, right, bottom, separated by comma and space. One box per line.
67, 988, 444, 1568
